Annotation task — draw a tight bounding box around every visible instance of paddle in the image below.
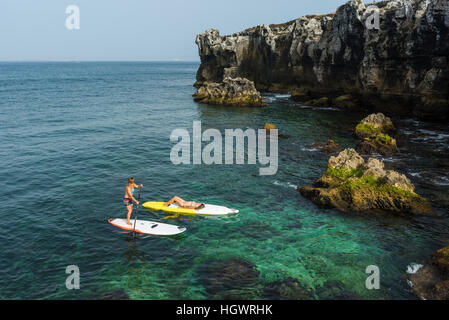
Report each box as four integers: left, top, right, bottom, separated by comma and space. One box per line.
132, 186, 143, 237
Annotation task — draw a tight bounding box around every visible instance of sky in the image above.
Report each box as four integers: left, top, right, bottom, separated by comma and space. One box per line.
0, 0, 349, 61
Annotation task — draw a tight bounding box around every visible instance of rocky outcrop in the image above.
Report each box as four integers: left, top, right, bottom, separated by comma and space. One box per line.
193, 77, 266, 107
195, 0, 449, 121
355, 113, 398, 156
298, 148, 435, 215
355, 113, 396, 139
409, 246, 449, 300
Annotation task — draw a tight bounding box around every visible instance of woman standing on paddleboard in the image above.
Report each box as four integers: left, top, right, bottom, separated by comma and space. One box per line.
124, 177, 143, 225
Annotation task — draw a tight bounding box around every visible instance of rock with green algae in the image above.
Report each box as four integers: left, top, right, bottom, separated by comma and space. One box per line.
355, 113, 397, 156
355, 113, 396, 139
357, 133, 398, 157
304, 97, 330, 107
333, 94, 358, 110
193, 77, 267, 107
298, 148, 434, 216
409, 246, 449, 300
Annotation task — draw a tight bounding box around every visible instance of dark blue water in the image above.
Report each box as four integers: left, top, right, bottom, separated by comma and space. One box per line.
0, 62, 448, 300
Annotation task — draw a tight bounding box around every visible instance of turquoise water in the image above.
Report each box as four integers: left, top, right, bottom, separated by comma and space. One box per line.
0, 62, 448, 300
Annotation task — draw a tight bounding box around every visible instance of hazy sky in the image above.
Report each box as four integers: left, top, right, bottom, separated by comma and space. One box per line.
0, 0, 348, 61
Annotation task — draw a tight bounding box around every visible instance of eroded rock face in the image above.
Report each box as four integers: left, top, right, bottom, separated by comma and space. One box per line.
355, 113, 396, 139
193, 77, 267, 107
195, 0, 449, 121
298, 148, 434, 215
328, 148, 365, 169
410, 246, 449, 300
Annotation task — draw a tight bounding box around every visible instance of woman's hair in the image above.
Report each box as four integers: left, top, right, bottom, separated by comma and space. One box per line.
127, 177, 135, 185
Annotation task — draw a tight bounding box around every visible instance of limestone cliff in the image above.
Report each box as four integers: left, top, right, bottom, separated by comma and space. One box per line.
195, 0, 449, 121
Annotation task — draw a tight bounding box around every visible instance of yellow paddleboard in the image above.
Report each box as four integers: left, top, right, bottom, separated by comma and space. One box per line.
142, 202, 239, 216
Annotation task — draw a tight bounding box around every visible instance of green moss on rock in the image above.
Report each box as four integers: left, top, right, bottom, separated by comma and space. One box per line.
299, 149, 434, 216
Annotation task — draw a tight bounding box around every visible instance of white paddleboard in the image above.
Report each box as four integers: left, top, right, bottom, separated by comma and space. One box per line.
108, 218, 186, 236
180, 203, 239, 216
143, 202, 239, 216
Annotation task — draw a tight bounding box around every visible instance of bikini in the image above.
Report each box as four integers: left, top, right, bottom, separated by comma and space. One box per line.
123, 189, 134, 207
182, 201, 204, 209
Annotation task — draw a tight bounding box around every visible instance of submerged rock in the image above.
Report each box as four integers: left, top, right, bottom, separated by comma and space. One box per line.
316, 280, 362, 300
308, 140, 342, 154
193, 77, 267, 107
92, 289, 130, 300
262, 277, 314, 300
195, 0, 449, 121
197, 258, 260, 298
333, 95, 358, 110
298, 148, 434, 216
322, 140, 342, 154
410, 246, 449, 300
304, 97, 330, 107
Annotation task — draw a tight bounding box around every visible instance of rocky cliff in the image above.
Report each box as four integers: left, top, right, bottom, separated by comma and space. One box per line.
195, 0, 449, 121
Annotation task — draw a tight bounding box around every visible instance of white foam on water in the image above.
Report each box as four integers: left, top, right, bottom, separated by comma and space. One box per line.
300, 147, 321, 152
273, 180, 298, 189
406, 263, 423, 275
431, 176, 449, 186
274, 94, 291, 99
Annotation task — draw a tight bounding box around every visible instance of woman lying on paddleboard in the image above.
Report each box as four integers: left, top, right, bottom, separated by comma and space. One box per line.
124, 177, 143, 225
163, 196, 205, 210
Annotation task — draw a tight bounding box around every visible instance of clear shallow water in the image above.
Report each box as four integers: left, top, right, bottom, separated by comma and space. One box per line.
0, 62, 448, 300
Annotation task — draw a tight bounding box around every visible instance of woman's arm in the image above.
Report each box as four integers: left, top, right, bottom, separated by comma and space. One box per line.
134, 183, 143, 188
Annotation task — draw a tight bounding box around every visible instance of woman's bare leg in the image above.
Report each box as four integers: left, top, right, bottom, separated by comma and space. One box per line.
164, 196, 185, 207
126, 204, 133, 225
